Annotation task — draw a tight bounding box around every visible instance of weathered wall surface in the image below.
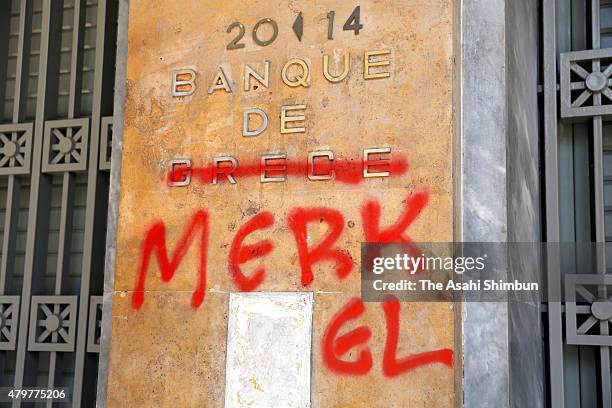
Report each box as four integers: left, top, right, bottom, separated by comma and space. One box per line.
106, 1, 455, 406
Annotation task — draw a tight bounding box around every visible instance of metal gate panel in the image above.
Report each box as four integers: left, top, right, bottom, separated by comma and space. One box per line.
544, 0, 612, 406
0, 0, 117, 406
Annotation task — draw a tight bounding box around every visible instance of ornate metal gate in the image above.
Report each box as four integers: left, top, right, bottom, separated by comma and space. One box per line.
543, 0, 612, 406
0, 0, 117, 406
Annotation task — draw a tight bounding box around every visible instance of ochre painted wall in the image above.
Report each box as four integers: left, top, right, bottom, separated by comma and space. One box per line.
107, 1, 455, 406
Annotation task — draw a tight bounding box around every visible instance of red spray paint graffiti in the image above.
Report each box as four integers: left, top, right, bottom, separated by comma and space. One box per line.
132, 191, 429, 310
321, 297, 373, 375
361, 192, 428, 243
322, 296, 453, 377
381, 297, 453, 376
131, 191, 451, 377
287, 207, 353, 286
361, 192, 428, 273
132, 210, 209, 310
228, 211, 275, 292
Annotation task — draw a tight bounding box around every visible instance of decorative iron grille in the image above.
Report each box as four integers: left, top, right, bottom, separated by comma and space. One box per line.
543, 0, 612, 406
0, 0, 118, 406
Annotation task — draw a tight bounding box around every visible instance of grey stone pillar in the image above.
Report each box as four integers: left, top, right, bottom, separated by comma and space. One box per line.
460, 0, 509, 406
96, 0, 129, 405
460, 0, 544, 407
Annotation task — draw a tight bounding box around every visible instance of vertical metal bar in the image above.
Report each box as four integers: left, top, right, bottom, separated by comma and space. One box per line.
592, 0, 601, 49
68, 0, 84, 119
544, 0, 565, 407
55, 0, 84, 294
12, 0, 55, 404
591, 1, 605, 268
564, 344, 581, 407
595, 105, 612, 408
592, 1, 602, 105
0, 176, 19, 294
567, 6, 594, 397
578, 346, 598, 408
590, 2, 611, 407
557, 11, 578, 405
593, 116, 605, 273
46, 172, 73, 408
46, 0, 84, 403
12, 0, 31, 123
73, 0, 107, 405
600, 340, 612, 408
58, 0, 84, 293
45, 352, 57, 408
54, 172, 74, 294
0, 0, 32, 295
0, 2, 11, 122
